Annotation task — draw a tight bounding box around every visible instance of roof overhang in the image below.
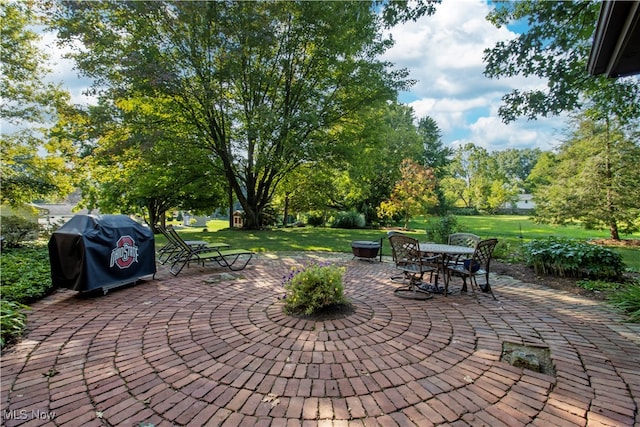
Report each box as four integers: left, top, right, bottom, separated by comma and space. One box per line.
588, 0, 640, 78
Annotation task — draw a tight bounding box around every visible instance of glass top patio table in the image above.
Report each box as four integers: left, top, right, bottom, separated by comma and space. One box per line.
418, 243, 475, 256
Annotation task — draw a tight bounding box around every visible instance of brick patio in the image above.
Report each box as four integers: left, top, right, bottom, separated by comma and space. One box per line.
1, 252, 639, 426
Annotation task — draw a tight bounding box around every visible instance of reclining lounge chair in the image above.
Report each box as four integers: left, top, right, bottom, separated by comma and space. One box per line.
167, 227, 253, 276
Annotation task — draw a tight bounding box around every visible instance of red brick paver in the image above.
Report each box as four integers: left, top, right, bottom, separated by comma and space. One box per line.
1, 253, 639, 426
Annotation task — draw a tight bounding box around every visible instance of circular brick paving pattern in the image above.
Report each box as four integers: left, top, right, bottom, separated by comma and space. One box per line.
1, 253, 639, 426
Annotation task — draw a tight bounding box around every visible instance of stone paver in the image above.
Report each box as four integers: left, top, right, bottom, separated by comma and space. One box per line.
1, 252, 639, 426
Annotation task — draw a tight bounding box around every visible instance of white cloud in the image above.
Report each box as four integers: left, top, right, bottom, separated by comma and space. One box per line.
382, 0, 565, 151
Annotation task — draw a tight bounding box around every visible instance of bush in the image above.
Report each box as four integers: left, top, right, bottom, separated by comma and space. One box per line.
608, 279, 640, 322
306, 211, 325, 227
332, 210, 365, 229
523, 238, 625, 280
281, 263, 348, 315
0, 215, 39, 247
493, 240, 525, 263
425, 215, 458, 243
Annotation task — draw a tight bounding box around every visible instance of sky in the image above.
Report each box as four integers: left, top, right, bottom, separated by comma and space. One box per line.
380, 0, 569, 152
36, 0, 568, 153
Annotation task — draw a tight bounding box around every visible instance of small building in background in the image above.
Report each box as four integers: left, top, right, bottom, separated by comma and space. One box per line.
499, 194, 536, 215
232, 211, 244, 228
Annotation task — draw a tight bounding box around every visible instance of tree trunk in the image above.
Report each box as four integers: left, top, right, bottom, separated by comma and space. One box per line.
283, 193, 290, 226
609, 221, 620, 240
604, 117, 620, 241
228, 186, 233, 229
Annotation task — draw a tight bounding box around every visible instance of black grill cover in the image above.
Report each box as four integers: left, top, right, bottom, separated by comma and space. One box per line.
48, 214, 156, 292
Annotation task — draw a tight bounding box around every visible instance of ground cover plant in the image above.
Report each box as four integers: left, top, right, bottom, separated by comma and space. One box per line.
522, 238, 625, 280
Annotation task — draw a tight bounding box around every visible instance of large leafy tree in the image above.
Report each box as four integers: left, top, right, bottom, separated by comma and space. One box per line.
533, 116, 640, 240
1, 1, 73, 205
271, 101, 426, 225
484, 0, 640, 124
493, 148, 541, 193
72, 95, 227, 227
52, 1, 437, 228
442, 143, 519, 213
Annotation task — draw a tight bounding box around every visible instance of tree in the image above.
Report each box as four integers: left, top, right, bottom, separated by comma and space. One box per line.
73, 95, 227, 227
273, 101, 427, 225
484, 1, 640, 124
533, 115, 640, 240
493, 148, 541, 193
377, 159, 438, 228
52, 1, 437, 228
442, 143, 519, 213
418, 116, 452, 214
1, 1, 73, 205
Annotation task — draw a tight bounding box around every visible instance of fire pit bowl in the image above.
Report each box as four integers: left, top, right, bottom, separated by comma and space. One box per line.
351, 240, 382, 261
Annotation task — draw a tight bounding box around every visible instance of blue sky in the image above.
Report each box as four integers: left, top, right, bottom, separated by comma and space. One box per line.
37, 0, 567, 153
380, 0, 568, 152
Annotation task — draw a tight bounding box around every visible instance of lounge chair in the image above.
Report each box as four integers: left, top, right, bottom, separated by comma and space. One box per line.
167, 227, 253, 276
156, 225, 228, 264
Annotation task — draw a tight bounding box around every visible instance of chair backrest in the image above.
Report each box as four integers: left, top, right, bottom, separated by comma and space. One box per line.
166, 226, 191, 251
388, 233, 421, 266
448, 233, 481, 248
472, 238, 499, 270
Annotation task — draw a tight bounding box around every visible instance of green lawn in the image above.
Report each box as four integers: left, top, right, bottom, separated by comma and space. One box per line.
164, 215, 640, 271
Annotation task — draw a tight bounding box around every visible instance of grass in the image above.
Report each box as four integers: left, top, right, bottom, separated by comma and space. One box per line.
167, 215, 640, 271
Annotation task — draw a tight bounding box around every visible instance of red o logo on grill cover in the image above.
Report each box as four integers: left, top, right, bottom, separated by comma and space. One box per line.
110, 235, 139, 269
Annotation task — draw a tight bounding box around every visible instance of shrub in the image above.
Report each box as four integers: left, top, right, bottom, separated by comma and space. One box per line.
306, 211, 325, 227
523, 238, 625, 280
425, 215, 458, 243
281, 263, 348, 315
332, 210, 365, 229
0, 215, 39, 247
608, 279, 640, 322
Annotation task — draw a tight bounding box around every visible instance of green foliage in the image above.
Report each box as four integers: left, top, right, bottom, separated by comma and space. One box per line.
0, 243, 52, 348
53, 2, 434, 229
1, 243, 53, 303
523, 238, 625, 280
442, 143, 519, 213
484, 1, 640, 124
0, 215, 39, 247
493, 240, 525, 264
281, 263, 348, 315
576, 280, 622, 293
1, 3, 75, 205
608, 280, 640, 323
532, 116, 640, 240
0, 300, 30, 348
425, 215, 458, 244
378, 159, 438, 228
306, 212, 325, 227
332, 211, 366, 229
